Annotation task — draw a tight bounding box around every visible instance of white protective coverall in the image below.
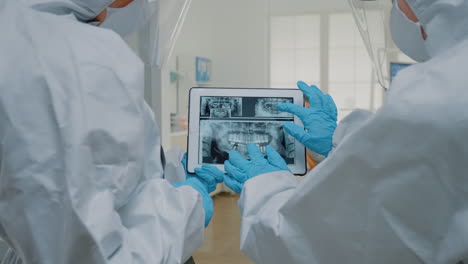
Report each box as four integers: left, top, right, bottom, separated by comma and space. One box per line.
238, 0, 468, 263
0, 0, 204, 263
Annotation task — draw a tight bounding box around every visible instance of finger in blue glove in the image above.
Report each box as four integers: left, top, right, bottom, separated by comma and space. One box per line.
247, 143, 265, 160
282, 121, 334, 157
265, 145, 290, 171
324, 94, 338, 117
282, 122, 307, 141
224, 160, 247, 182
276, 103, 308, 119
194, 165, 225, 193
275, 81, 338, 157
297, 81, 324, 108
228, 150, 250, 168
181, 153, 189, 171
224, 144, 290, 194
224, 174, 243, 194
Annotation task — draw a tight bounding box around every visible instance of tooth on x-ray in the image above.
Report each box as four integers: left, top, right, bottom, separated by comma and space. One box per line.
200, 121, 295, 164
200, 97, 242, 118
198, 96, 297, 165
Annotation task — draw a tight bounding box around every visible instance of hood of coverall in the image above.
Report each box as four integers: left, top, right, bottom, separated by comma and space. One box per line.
406, 0, 468, 58
22, 0, 113, 21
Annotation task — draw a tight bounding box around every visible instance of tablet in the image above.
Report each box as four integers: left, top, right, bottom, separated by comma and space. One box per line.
187, 88, 307, 175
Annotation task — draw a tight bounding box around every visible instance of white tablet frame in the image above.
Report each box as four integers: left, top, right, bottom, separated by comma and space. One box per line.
187, 87, 307, 175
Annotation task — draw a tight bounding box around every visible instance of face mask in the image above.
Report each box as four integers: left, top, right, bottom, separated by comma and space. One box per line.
390, 0, 430, 62
99, 0, 155, 37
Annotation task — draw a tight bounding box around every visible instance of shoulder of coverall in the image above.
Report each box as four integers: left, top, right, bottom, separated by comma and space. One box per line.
19, 0, 145, 101
406, 0, 468, 58
385, 46, 468, 143
20, 0, 113, 22
20, 0, 137, 60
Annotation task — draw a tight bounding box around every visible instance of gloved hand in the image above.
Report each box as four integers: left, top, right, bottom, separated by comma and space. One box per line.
182, 154, 224, 193
277, 81, 338, 157
224, 144, 290, 194
175, 154, 224, 227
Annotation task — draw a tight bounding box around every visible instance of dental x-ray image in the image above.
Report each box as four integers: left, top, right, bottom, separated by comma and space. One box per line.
255, 98, 294, 118
200, 120, 295, 165
200, 97, 242, 118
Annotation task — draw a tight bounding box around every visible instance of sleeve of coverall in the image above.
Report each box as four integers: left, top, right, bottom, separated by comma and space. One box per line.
0, 88, 205, 264
110, 181, 205, 264
108, 104, 204, 263
236, 109, 372, 263
0, 97, 204, 264
237, 78, 460, 264
0, 11, 204, 264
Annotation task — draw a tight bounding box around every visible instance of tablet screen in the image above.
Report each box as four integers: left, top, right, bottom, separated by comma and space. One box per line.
199, 96, 297, 165
188, 88, 306, 175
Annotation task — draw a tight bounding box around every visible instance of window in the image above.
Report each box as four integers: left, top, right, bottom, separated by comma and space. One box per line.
329, 13, 373, 120
270, 15, 321, 89
270, 13, 381, 121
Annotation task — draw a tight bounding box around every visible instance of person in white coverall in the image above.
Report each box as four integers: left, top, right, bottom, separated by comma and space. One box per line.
0, 0, 224, 263
223, 0, 468, 263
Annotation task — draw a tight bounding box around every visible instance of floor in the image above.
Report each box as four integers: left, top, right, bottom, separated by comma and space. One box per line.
193, 193, 254, 264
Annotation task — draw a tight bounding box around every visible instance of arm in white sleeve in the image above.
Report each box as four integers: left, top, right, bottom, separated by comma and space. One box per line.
0, 7, 205, 262
0, 167, 203, 264
0, 108, 204, 264
236, 110, 374, 263
106, 180, 205, 263
238, 172, 300, 263
331, 109, 373, 151
0, 99, 204, 264
308, 109, 373, 163
237, 95, 465, 263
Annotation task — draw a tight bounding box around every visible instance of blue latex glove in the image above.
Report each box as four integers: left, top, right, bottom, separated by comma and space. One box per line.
224, 144, 290, 194
277, 81, 338, 157
176, 154, 225, 227
182, 154, 224, 193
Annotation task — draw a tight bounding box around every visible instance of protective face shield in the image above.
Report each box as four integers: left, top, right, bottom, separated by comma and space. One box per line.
389, 0, 430, 62
100, 0, 157, 37
99, 0, 192, 69
348, 0, 394, 89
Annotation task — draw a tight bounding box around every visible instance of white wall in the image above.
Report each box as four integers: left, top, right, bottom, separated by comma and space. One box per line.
159, 0, 270, 148
175, 0, 270, 88
268, 0, 404, 120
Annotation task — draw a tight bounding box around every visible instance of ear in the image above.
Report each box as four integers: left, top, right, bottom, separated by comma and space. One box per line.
398, 0, 419, 22
109, 0, 134, 8
420, 26, 428, 40
92, 9, 107, 23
